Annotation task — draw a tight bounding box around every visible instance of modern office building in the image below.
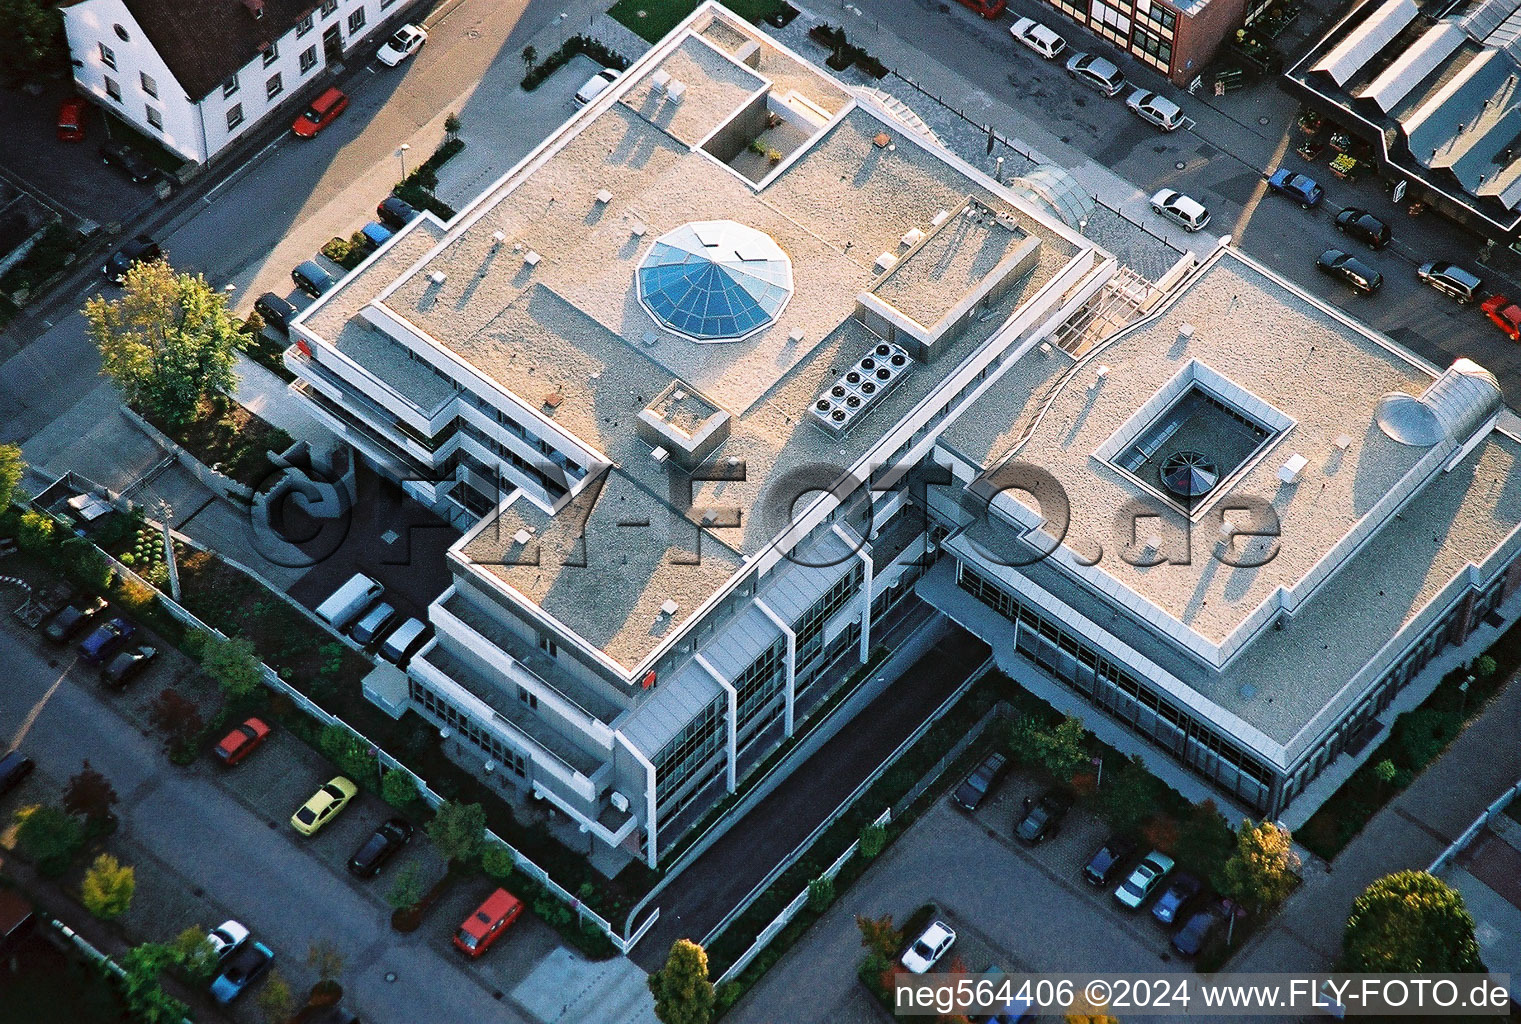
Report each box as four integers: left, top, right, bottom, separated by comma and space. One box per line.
63, 0, 405, 164
1286, 0, 1521, 241
285, 2, 1521, 869
1041, 0, 1247, 85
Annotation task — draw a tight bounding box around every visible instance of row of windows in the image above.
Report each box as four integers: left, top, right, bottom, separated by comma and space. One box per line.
734, 638, 787, 727
1033, 0, 1175, 69
1132, 28, 1172, 71
957, 563, 1275, 809
411, 677, 529, 777
653, 695, 726, 797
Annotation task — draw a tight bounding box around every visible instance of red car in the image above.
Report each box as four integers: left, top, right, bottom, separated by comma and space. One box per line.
1482, 294, 1521, 340
213, 717, 272, 765
57, 97, 86, 142
291, 87, 349, 138
453, 889, 522, 958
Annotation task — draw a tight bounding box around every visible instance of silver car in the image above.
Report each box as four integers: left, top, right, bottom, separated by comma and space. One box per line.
1065, 52, 1126, 97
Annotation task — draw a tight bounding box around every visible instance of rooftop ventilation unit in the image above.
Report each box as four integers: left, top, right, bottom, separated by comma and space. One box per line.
1039, 341, 1053, 356
595, 189, 613, 205
1278, 453, 1308, 484
631, 221, 647, 237
788, 327, 805, 344
874, 252, 898, 273
610, 791, 631, 813
810, 341, 916, 436
650, 69, 670, 94
1332, 433, 1353, 451
492, 231, 506, 245
650, 445, 669, 464
931, 209, 950, 227
1090, 365, 1110, 389
994, 212, 1020, 230
524, 250, 542, 267
667, 80, 686, 103
900, 227, 925, 248
429, 270, 446, 285
1177, 323, 1195, 344
513, 528, 532, 545
660, 599, 680, 616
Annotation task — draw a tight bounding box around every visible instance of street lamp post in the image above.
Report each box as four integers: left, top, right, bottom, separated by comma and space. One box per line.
398, 143, 411, 179
1459, 675, 1473, 717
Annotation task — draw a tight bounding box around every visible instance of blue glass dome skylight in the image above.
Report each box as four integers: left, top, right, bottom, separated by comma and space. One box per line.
636, 221, 793, 342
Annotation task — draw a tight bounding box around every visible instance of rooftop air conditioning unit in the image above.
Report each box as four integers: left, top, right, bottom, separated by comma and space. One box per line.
429, 271, 447, 285
651, 70, 670, 94
660, 599, 679, 616
651, 445, 669, 464
994, 212, 1019, 230
874, 252, 898, 273
667, 80, 687, 103
812, 342, 915, 436
1278, 453, 1307, 484
610, 791, 631, 813
900, 227, 925, 248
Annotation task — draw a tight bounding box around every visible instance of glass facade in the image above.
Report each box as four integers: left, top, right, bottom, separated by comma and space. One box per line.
410, 675, 529, 777
1040, 0, 1176, 73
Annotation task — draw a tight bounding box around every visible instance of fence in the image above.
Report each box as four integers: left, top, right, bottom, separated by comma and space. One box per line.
892, 701, 1008, 818
714, 807, 893, 986
47, 916, 194, 1024
1429, 778, 1521, 874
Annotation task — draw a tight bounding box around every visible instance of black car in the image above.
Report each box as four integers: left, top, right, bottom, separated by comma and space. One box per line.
252, 292, 298, 333
292, 260, 336, 298
1013, 788, 1072, 844
1316, 249, 1383, 295
1334, 207, 1391, 250
1082, 835, 1138, 887
950, 751, 1008, 812
104, 235, 162, 284
42, 596, 107, 644
1171, 901, 1227, 958
77, 617, 134, 665
99, 141, 155, 184
1150, 870, 1204, 926
0, 750, 36, 796
376, 195, 418, 230
347, 817, 415, 877
101, 645, 158, 689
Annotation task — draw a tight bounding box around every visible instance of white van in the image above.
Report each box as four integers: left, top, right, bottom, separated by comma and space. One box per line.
1126, 89, 1185, 131
1010, 18, 1066, 60
381, 617, 428, 665
1150, 189, 1211, 232
316, 573, 383, 631
575, 68, 620, 106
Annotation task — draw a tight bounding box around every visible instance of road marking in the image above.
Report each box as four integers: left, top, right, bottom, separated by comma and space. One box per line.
204, 135, 284, 204
1231, 128, 1293, 241
8, 660, 71, 751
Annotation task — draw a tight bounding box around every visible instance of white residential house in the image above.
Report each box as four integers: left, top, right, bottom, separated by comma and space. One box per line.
62, 0, 407, 164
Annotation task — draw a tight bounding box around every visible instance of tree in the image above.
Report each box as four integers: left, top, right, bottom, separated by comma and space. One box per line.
256, 968, 296, 1024
858, 821, 887, 859
0, 0, 68, 86
522, 45, 538, 73
381, 767, 422, 810
427, 800, 486, 865
1092, 755, 1159, 834
307, 938, 345, 1002
64, 760, 119, 836
445, 111, 462, 138
1342, 870, 1485, 972
148, 687, 205, 759
201, 633, 263, 698
1010, 714, 1090, 781
12, 803, 84, 876
1174, 800, 1233, 880
0, 443, 23, 511
169, 926, 219, 983
856, 913, 901, 962
1220, 819, 1299, 916
482, 843, 514, 882
386, 861, 426, 910
80, 853, 136, 920
648, 938, 714, 1024
1473, 654, 1497, 679
119, 942, 189, 1024
84, 259, 240, 429
16, 508, 57, 553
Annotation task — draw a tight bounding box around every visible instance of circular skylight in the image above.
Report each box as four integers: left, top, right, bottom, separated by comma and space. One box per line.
636, 221, 793, 342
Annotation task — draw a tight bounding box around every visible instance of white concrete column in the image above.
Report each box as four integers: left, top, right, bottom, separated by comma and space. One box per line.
755, 598, 796, 737
835, 523, 873, 662
695, 654, 738, 793
615, 731, 659, 869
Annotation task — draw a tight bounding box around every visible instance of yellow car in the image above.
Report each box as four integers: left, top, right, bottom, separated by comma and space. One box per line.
290, 776, 358, 835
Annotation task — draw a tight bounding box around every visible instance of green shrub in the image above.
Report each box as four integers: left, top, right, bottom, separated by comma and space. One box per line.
1393, 708, 1462, 771
858, 822, 886, 859
13, 804, 85, 877
807, 875, 834, 912
521, 35, 630, 91
381, 767, 422, 810
482, 844, 514, 882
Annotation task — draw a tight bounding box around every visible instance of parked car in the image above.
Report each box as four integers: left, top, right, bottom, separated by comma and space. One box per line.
380, 617, 428, 665
292, 260, 336, 298
213, 717, 272, 766
1082, 834, 1137, 887
1334, 207, 1391, 250
290, 776, 358, 835
1151, 871, 1204, 926
1013, 787, 1072, 843
99, 141, 154, 184
1149, 188, 1210, 232
1064, 53, 1126, 97
1114, 850, 1174, 909
377, 24, 428, 66
950, 750, 1007, 811
291, 87, 349, 138
0, 750, 36, 797
205, 920, 250, 960
454, 888, 523, 957
349, 601, 397, 646
901, 920, 956, 973
57, 97, 87, 142
210, 939, 273, 1003
100, 645, 157, 688
77, 617, 134, 664
360, 221, 393, 248
42, 596, 107, 643
1125, 89, 1184, 130
1416, 261, 1482, 304
1171, 900, 1228, 958
1009, 17, 1066, 60
574, 68, 620, 106
1316, 248, 1382, 295
103, 235, 162, 284
316, 572, 384, 631
1482, 294, 1521, 339
376, 195, 418, 230
1264, 167, 1324, 208
253, 292, 298, 333
348, 818, 415, 877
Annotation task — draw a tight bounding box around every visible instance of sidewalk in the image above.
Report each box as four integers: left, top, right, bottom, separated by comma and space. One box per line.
232, 352, 328, 448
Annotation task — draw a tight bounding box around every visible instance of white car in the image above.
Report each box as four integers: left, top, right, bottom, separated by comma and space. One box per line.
1125, 88, 1185, 130
901, 920, 956, 973
575, 68, 620, 106
1150, 188, 1210, 232
1114, 851, 1175, 909
377, 25, 427, 66
1010, 17, 1066, 60
206, 920, 250, 960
